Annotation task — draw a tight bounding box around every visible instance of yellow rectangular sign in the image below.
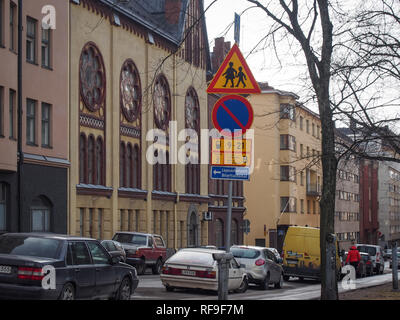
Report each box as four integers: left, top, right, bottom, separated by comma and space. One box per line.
211, 138, 252, 167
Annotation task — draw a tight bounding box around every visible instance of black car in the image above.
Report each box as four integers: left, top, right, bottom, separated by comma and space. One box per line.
0, 233, 139, 300
101, 240, 127, 263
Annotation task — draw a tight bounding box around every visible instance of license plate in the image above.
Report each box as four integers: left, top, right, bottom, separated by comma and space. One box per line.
181, 270, 196, 276
0, 266, 12, 274
286, 259, 298, 265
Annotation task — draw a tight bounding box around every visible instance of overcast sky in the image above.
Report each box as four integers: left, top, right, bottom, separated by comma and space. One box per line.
204, 0, 308, 95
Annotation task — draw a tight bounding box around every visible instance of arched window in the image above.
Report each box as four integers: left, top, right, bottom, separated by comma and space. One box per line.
120, 142, 126, 187
126, 143, 132, 188
87, 135, 95, 184
133, 144, 140, 188
96, 137, 103, 185
164, 151, 170, 191
31, 196, 52, 232
215, 218, 224, 249
185, 87, 200, 194
79, 134, 86, 183
153, 149, 159, 191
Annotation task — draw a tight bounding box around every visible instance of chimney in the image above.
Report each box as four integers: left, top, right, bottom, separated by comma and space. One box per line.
211, 37, 231, 73
165, 0, 182, 25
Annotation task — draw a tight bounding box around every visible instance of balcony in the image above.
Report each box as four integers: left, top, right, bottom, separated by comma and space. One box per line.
307, 183, 321, 197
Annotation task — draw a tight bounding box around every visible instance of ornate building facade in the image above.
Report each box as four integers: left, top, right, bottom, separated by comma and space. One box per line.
69, 0, 212, 249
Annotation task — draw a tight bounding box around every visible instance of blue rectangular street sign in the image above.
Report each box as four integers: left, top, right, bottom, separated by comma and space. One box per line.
211, 166, 250, 181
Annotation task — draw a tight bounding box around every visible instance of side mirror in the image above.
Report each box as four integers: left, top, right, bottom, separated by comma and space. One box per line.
278, 258, 283, 264
240, 264, 246, 269
111, 256, 121, 265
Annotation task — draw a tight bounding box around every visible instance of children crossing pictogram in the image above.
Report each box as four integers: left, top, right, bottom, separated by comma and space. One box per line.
207, 43, 261, 94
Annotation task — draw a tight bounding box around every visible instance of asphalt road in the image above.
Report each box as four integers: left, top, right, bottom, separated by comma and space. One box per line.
131, 261, 395, 300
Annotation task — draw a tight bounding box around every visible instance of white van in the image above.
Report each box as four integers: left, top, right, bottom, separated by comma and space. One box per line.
356, 244, 385, 274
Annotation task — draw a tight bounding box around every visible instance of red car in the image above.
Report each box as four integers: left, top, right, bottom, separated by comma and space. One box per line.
112, 232, 167, 275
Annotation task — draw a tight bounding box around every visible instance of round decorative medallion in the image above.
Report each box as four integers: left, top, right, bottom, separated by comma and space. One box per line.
153, 75, 170, 130
79, 43, 106, 112
120, 60, 141, 122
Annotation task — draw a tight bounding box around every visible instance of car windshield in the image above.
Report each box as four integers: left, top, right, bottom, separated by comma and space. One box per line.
168, 250, 215, 267
357, 246, 377, 256
113, 233, 147, 245
0, 235, 61, 259
230, 248, 260, 259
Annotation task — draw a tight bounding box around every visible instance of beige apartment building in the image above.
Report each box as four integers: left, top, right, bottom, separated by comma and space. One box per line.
245, 83, 322, 252
0, 0, 69, 233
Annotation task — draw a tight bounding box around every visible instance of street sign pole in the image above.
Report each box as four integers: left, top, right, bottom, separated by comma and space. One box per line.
393, 242, 398, 291
226, 180, 233, 254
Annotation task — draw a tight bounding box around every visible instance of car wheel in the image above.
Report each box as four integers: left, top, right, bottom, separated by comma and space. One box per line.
117, 277, 132, 300
235, 277, 248, 293
152, 258, 163, 275
274, 273, 283, 289
59, 283, 75, 300
283, 275, 290, 281
259, 273, 270, 290
166, 285, 175, 292
137, 259, 146, 275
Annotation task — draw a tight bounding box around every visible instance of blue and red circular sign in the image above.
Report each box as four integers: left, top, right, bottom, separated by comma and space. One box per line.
212, 95, 254, 137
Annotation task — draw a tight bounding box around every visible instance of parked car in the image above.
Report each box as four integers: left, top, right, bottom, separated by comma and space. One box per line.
112, 232, 167, 275
160, 248, 248, 293
384, 249, 392, 261
389, 252, 400, 269
101, 240, 126, 262
361, 253, 374, 277
282, 226, 341, 281
0, 233, 139, 300
230, 245, 283, 290
267, 247, 282, 262
356, 244, 384, 274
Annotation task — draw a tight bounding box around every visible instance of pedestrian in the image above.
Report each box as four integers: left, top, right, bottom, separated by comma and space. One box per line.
346, 245, 361, 271
222, 62, 237, 88
236, 66, 247, 88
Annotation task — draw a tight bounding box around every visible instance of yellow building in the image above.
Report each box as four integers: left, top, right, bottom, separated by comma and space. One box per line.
69, 0, 211, 249
245, 83, 322, 251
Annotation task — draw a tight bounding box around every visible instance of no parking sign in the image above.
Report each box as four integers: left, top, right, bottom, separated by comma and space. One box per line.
211, 95, 254, 138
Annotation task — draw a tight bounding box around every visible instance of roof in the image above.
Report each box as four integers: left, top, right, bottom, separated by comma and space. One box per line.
0, 232, 94, 241
101, 0, 189, 45
114, 231, 162, 237
179, 247, 225, 254
231, 245, 266, 251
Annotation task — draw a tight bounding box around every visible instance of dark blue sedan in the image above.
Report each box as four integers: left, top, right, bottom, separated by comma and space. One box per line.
0, 233, 139, 300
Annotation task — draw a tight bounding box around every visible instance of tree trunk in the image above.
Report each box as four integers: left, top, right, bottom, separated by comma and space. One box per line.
318, 90, 338, 300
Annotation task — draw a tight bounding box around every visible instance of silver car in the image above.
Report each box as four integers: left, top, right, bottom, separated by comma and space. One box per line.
230, 245, 284, 290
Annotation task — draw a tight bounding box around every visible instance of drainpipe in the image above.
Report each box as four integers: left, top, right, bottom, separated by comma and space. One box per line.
17, 0, 23, 232
173, 53, 178, 251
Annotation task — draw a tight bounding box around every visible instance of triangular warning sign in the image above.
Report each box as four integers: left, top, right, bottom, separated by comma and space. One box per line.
207, 43, 261, 94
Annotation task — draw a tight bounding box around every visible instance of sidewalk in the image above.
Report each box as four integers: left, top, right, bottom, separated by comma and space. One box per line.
339, 281, 400, 300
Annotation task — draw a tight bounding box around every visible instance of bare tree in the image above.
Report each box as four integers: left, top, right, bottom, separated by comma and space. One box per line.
244, 0, 338, 300
242, 0, 400, 300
